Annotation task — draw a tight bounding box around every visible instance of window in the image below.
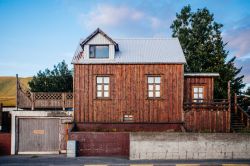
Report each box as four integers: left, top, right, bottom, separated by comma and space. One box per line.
89, 45, 109, 58
123, 114, 133, 122
147, 76, 161, 98
96, 76, 110, 98
192, 86, 204, 102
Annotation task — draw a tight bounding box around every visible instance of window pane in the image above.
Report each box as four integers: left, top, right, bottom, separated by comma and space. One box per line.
194, 94, 198, 98
104, 85, 109, 91
199, 94, 203, 99
155, 77, 161, 83
97, 91, 102, 97
199, 87, 203, 92
194, 88, 198, 93
97, 85, 102, 90
148, 77, 154, 83
155, 85, 160, 91
95, 46, 109, 58
148, 85, 153, 91
89, 46, 95, 58
103, 77, 109, 83
148, 91, 153, 97
97, 77, 103, 83
155, 91, 160, 97
104, 91, 109, 97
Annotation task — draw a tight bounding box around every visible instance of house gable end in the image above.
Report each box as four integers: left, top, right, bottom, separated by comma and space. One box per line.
80, 28, 118, 61
80, 28, 119, 51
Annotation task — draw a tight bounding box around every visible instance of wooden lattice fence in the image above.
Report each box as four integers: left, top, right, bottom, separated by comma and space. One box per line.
17, 77, 73, 110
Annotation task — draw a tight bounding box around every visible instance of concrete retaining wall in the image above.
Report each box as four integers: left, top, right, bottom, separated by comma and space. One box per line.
130, 132, 250, 160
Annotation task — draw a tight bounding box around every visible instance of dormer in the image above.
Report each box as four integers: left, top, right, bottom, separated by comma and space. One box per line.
80, 28, 119, 60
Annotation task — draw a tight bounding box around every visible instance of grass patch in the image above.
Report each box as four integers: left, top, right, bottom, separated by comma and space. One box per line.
0, 76, 31, 106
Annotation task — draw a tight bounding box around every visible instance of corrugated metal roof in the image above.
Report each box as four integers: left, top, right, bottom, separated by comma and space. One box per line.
72, 38, 186, 64
184, 73, 220, 77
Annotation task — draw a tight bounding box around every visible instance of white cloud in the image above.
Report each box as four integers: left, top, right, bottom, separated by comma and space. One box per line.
79, 4, 164, 31
235, 57, 250, 84
149, 17, 162, 29
224, 15, 250, 58
224, 28, 250, 58
79, 4, 144, 29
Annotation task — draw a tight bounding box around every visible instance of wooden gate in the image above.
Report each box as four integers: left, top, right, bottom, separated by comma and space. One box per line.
18, 118, 59, 154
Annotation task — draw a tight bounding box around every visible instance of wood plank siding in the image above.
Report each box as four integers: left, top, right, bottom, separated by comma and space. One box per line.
184, 76, 214, 102
74, 64, 184, 123
18, 118, 59, 153
183, 76, 230, 132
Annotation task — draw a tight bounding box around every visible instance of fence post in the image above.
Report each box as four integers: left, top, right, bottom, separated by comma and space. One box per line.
234, 93, 237, 115
248, 118, 250, 129
62, 93, 66, 111
31, 93, 35, 110
0, 103, 2, 131
227, 81, 231, 132
16, 74, 19, 110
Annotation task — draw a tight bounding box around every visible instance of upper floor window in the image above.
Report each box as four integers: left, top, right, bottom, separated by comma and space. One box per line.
96, 76, 110, 98
192, 86, 204, 102
148, 76, 161, 98
90, 45, 109, 58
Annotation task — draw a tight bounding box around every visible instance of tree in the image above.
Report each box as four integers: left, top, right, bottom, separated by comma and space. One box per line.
245, 87, 250, 96
28, 61, 73, 92
170, 5, 245, 98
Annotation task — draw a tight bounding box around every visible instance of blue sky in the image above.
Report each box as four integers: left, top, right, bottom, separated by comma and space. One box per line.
1, 0, 250, 87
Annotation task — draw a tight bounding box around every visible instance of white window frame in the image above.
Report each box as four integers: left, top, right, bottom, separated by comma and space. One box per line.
96, 76, 110, 98
192, 86, 204, 103
89, 45, 109, 59
147, 76, 161, 98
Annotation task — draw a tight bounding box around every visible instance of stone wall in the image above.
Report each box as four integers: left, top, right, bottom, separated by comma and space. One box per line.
130, 132, 250, 160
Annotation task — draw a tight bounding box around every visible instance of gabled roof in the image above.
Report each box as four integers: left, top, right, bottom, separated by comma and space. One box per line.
80, 28, 119, 51
72, 29, 186, 64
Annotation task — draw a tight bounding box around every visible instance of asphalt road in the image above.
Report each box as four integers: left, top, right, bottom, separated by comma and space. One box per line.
0, 155, 250, 166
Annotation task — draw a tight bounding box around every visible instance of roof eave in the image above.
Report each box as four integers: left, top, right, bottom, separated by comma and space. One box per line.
72, 62, 186, 65
184, 73, 220, 77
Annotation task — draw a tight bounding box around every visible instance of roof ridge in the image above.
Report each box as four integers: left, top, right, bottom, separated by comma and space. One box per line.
79, 37, 178, 41
113, 37, 178, 40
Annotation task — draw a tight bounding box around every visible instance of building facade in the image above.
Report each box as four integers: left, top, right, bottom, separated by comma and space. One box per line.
71, 28, 230, 132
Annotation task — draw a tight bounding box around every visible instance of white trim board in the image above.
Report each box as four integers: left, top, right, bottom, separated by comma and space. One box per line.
18, 151, 59, 155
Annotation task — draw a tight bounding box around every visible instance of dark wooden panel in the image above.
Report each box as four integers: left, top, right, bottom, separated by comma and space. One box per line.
184, 76, 214, 102
69, 132, 129, 157
0, 132, 11, 156
18, 118, 59, 152
75, 123, 182, 132
184, 109, 230, 132
74, 64, 184, 123
0, 104, 2, 130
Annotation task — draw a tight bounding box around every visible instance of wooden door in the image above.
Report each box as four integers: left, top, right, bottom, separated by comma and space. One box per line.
18, 118, 59, 154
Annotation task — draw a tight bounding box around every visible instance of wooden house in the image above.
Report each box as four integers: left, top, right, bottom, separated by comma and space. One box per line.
71, 28, 230, 132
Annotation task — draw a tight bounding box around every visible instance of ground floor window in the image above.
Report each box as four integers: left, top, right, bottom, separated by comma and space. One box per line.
192, 86, 204, 102
147, 76, 161, 98
96, 76, 110, 98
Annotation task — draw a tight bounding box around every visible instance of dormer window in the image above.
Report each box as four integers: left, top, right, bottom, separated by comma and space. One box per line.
89, 45, 109, 58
